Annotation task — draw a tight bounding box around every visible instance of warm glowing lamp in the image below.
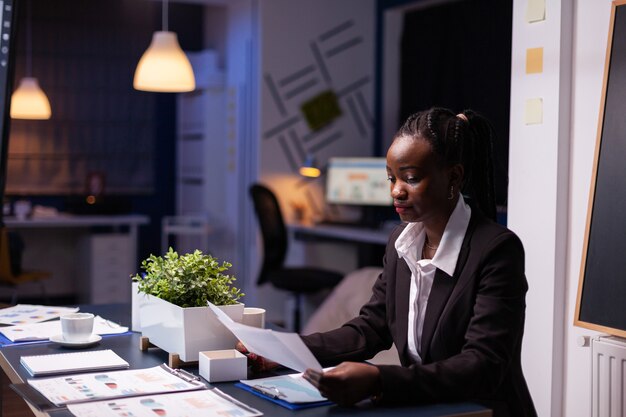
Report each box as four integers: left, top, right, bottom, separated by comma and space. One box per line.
299, 155, 321, 178
10, 0, 51, 120
133, 0, 195, 92
10, 77, 51, 119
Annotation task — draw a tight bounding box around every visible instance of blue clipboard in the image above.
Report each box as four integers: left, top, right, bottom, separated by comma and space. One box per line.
235, 382, 333, 410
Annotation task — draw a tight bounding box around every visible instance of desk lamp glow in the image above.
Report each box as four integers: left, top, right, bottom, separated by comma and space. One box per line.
10, 0, 51, 120
133, 0, 195, 92
299, 155, 321, 178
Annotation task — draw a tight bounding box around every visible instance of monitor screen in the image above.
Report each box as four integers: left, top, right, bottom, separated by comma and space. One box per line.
325, 157, 392, 206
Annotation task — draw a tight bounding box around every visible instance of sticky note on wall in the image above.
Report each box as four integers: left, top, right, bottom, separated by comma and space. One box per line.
524, 98, 543, 125
526, 47, 543, 74
526, 0, 546, 23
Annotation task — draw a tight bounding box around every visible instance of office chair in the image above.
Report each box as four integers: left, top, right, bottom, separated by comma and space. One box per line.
249, 183, 343, 332
0, 227, 50, 304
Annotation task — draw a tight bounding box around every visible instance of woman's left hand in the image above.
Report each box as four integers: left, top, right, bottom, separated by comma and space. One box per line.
235, 341, 279, 373
303, 362, 381, 407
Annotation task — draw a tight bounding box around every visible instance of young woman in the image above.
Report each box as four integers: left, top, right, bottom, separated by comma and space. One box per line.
245, 107, 536, 416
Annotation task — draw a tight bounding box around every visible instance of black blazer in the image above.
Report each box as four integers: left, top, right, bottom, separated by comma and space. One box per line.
301, 210, 537, 417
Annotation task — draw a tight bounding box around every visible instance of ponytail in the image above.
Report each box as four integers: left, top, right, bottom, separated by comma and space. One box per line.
459, 109, 497, 221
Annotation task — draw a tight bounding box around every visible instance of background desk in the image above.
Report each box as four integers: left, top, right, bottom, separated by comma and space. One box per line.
3, 215, 149, 304
289, 223, 396, 269
0, 304, 491, 417
289, 223, 391, 245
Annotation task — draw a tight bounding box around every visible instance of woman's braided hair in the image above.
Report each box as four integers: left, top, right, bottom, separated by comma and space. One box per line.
395, 107, 497, 221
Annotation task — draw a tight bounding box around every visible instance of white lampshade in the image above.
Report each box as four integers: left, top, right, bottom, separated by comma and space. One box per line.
133, 31, 195, 92
10, 77, 52, 120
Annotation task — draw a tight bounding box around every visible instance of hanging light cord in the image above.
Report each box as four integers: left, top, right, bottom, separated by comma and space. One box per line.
25, 0, 32, 76
162, 0, 169, 32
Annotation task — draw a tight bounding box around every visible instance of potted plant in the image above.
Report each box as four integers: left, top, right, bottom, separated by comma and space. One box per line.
132, 248, 245, 362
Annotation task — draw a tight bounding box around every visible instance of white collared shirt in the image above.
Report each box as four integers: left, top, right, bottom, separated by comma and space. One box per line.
394, 197, 471, 364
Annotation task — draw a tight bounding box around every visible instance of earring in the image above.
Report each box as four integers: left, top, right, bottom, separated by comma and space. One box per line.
448, 186, 454, 200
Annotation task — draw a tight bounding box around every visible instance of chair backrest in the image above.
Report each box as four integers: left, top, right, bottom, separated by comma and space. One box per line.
0, 227, 15, 282
249, 184, 288, 285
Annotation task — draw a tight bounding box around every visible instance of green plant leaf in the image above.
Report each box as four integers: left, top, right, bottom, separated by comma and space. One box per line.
131, 247, 244, 307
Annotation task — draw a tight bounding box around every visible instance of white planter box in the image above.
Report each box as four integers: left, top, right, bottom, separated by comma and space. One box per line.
137, 293, 244, 362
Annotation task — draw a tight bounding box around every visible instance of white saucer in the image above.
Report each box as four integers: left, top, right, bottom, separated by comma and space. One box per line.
49, 334, 102, 348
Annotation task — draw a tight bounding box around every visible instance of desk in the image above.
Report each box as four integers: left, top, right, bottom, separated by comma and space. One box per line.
3, 215, 149, 303
289, 223, 396, 269
4, 215, 149, 231
0, 304, 491, 417
289, 223, 391, 245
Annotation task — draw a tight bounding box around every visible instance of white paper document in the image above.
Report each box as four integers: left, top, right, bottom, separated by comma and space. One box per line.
0, 304, 79, 325
0, 315, 128, 342
28, 365, 205, 406
66, 389, 262, 417
207, 303, 322, 372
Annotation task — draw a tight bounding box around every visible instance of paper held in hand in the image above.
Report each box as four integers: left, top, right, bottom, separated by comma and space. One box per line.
207, 302, 322, 373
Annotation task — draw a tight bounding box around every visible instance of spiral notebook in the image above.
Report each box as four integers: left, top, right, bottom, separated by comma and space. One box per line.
20, 349, 129, 376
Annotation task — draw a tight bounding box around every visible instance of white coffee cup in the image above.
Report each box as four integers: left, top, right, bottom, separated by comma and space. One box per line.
13, 200, 32, 220
241, 307, 266, 328
61, 313, 95, 342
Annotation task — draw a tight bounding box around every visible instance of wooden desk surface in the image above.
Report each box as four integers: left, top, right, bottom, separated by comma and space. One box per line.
1, 304, 491, 417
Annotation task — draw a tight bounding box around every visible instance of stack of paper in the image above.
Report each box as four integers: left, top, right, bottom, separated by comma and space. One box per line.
26, 365, 205, 405
0, 315, 128, 342
0, 304, 79, 325
66, 389, 262, 417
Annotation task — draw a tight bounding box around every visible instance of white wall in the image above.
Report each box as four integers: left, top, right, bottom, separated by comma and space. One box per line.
510, 1, 614, 416
258, 0, 375, 222
563, 1, 612, 416
224, 0, 376, 326
256, 0, 375, 324
509, 2, 571, 416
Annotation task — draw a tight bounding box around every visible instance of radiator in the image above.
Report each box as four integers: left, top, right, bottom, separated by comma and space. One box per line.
592, 336, 626, 417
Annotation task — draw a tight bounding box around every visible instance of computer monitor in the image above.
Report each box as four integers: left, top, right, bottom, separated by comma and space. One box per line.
325, 157, 392, 207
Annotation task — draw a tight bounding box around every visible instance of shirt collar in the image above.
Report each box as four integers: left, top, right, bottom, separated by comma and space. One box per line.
395, 197, 471, 277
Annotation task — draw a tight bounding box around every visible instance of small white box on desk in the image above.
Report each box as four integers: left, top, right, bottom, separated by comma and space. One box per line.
199, 349, 247, 382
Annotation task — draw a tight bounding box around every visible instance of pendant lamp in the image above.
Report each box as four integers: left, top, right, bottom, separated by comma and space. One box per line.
10, 0, 51, 120
133, 0, 195, 92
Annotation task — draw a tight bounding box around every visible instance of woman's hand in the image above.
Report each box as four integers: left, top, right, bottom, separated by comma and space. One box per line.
235, 341, 279, 373
303, 362, 382, 407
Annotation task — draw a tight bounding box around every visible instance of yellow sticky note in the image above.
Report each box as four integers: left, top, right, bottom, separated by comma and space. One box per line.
526, 0, 546, 23
524, 98, 543, 125
526, 47, 543, 74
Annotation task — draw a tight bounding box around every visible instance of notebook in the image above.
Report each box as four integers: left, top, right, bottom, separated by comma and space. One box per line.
20, 349, 129, 376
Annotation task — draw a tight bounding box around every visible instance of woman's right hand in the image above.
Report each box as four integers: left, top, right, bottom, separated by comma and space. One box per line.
236, 341, 280, 373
